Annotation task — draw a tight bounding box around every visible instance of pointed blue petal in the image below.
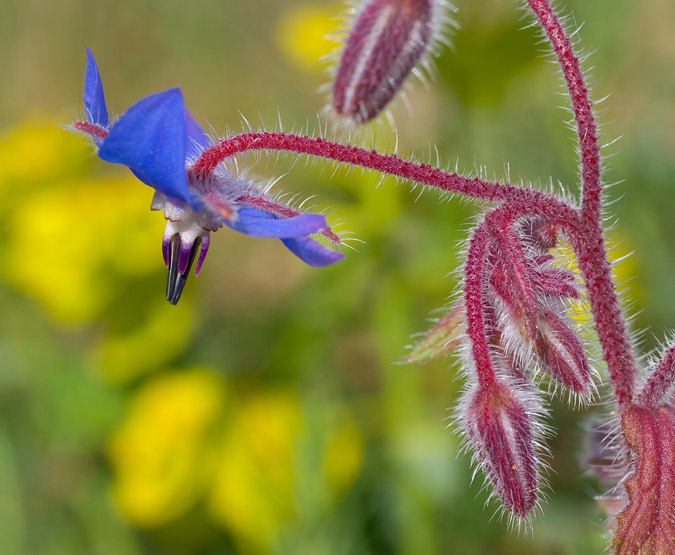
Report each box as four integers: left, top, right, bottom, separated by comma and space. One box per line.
282, 236, 345, 267
184, 108, 209, 157
225, 206, 327, 238
83, 49, 109, 128
98, 88, 191, 204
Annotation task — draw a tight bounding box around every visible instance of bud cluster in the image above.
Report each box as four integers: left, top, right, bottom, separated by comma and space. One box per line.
486, 218, 592, 398
456, 215, 594, 521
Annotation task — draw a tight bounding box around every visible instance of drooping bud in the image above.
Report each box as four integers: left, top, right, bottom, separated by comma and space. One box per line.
464, 382, 539, 518
534, 308, 592, 395
408, 303, 464, 364
332, 0, 434, 123
487, 225, 546, 345
613, 405, 675, 554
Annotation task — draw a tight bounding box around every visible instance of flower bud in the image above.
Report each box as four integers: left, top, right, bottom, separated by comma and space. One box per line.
408, 303, 464, 364
332, 0, 434, 123
464, 383, 538, 518
535, 309, 591, 395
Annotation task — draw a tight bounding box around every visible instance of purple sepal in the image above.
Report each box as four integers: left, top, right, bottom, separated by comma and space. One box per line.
84, 49, 109, 129
225, 206, 328, 238
162, 234, 171, 268
282, 236, 345, 267
98, 89, 194, 207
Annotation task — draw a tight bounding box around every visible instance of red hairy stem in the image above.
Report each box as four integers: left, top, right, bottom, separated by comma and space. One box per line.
72, 121, 109, 140
464, 223, 498, 386
571, 233, 636, 411
526, 0, 601, 222
191, 132, 549, 204
526, 0, 636, 410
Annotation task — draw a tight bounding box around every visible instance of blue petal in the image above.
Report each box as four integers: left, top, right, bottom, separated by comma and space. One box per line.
83, 49, 109, 128
184, 108, 209, 157
225, 206, 328, 238
282, 236, 345, 267
98, 88, 192, 204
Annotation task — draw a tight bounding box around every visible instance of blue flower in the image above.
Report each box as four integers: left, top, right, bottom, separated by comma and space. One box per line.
76, 49, 344, 304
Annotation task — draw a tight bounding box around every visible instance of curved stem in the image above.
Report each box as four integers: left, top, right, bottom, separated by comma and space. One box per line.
191, 132, 549, 204
526, 0, 601, 222
527, 0, 637, 411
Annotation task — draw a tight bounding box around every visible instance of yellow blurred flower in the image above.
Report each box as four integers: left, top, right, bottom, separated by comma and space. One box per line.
107, 370, 363, 549
552, 233, 640, 326
208, 391, 301, 552
0, 122, 93, 197
1, 176, 161, 323
275, 5, 341, 72
208, 392, 364, 554
108, 368, 225, 527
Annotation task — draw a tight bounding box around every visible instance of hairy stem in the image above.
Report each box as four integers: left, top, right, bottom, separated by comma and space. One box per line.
191, 132, 547, 204
526, 0, 601, 221
527, 0, 636, 411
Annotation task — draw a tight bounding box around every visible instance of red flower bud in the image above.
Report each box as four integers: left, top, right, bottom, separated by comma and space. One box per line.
465, 382, 539, 518
332, 0, 434, 123
535, 308, 592, 395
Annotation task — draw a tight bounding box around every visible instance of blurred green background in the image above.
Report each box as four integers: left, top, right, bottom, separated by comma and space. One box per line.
0, 0, 673, 553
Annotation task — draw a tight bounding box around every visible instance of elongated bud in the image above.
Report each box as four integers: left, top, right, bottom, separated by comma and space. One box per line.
333, 0, 433, 123
613, 405, 675, 554
408, 304, 464, 364
535, 309, 591, 395
464, 382, 538, 518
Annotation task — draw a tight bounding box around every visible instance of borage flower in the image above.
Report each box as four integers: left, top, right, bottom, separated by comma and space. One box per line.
72, 49, 344, 304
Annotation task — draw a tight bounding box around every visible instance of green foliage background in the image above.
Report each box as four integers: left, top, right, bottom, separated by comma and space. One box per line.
0, 0, 673, 553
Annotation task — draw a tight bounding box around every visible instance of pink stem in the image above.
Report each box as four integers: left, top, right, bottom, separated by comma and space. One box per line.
526, 0, 601, 221
72, 121, 109, 141
572, 233, 636, 410
464, 223, 497, 387
527, 0, 636, 411
191, 132, 547, 204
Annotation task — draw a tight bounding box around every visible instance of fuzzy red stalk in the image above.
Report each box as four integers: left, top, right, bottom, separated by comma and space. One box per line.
191, 132, 549, 204
526, 0, 637, 411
